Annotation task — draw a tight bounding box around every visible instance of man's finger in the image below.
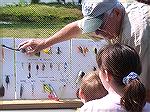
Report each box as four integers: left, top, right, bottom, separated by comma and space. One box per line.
18, 41, 29, 49
19, 41, 33, 50
25, 49, 35, 56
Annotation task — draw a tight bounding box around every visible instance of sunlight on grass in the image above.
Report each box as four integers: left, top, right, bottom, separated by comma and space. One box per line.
0, 22, 66, 38
0, 28, 60, 38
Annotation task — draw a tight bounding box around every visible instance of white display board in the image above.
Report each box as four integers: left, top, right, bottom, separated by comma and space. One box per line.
0, 38, 15, 100
0, 38, 107, 100
15, 38, 72, 99
70, 39, 107, 89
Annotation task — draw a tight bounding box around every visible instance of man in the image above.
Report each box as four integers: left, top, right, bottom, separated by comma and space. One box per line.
19, 0, 125, 55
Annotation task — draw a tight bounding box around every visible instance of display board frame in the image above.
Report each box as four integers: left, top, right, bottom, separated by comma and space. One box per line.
0, 38, 107, 110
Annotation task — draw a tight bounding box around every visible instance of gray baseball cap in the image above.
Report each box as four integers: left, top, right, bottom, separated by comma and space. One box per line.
79, 0, 118, 33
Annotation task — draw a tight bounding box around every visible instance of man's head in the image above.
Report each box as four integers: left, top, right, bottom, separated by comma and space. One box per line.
78, 0, 125, 39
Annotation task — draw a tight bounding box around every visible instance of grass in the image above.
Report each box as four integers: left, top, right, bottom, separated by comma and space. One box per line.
0, 22, 66, 38
0, 4, 82, 23
0, 3, 82, 38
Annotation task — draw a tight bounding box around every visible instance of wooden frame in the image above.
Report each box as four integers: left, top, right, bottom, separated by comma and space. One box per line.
0, 99, 83, 110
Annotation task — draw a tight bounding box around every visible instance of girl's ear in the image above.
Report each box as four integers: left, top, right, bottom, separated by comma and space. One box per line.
104, 70, 112, 82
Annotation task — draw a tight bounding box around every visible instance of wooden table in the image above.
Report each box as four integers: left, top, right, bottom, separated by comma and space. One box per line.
0, 99, 83, 110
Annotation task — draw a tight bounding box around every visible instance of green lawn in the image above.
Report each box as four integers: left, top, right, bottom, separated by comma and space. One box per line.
0, 22, 66, 38
0, 3, 82, 38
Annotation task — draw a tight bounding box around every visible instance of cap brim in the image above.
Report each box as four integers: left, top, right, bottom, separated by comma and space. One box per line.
79, 16, 103, 33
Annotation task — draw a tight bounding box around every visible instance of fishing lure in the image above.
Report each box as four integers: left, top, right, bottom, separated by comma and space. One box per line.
5, 75, 10, 89
27, 73, 31, 79
56, 47, 61, 54
43, 47, 52, 55
36, 64, 39, 75
83, 47, 89, 56
93, 47, 98, 54
28, 63, 31, 71
47, 84, 59, 100
42, 63, 45, 71
76, 71, 85, 84
93, 66, 97, 71
77, 46, 88, 56
64, 62, 68, 72
43, 84, 52, 93
27, 63, 31, 79
0, 85, 5, 97
34, 52, 40, 57
77, 46, 83, 54
43, 49, 49, 54
50, 62, 53, 70
20, 84, 24, 99
48, 47, 52, 54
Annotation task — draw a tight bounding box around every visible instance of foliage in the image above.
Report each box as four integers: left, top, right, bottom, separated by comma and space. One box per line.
31, 0, 40, 4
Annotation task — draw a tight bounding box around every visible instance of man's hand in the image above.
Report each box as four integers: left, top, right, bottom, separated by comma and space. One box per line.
18, 39, 47, 56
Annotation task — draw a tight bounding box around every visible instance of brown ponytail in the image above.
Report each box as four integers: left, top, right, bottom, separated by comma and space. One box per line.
121, 79, 146, 112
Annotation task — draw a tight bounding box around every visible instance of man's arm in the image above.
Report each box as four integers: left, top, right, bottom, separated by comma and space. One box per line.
45, 21, 82, 48
19, 21, 82, 55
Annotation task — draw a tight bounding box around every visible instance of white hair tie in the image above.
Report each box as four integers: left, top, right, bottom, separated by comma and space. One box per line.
123, 72, 138, 85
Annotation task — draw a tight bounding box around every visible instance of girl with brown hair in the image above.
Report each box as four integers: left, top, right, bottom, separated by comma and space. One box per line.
80, 44, 150, 112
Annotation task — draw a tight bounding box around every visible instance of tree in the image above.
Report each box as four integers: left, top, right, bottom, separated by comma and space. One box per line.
78, 0, 82, 4
57, 0, 65, 4
31, 0, 40, 4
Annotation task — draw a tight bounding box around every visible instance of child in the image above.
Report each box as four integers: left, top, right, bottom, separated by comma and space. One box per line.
76, 71, 108, 112
78, 71, 108, 103
80, 43, 150, 112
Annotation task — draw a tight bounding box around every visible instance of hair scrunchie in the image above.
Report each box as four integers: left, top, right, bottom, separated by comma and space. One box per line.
123, 72, 139, 85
